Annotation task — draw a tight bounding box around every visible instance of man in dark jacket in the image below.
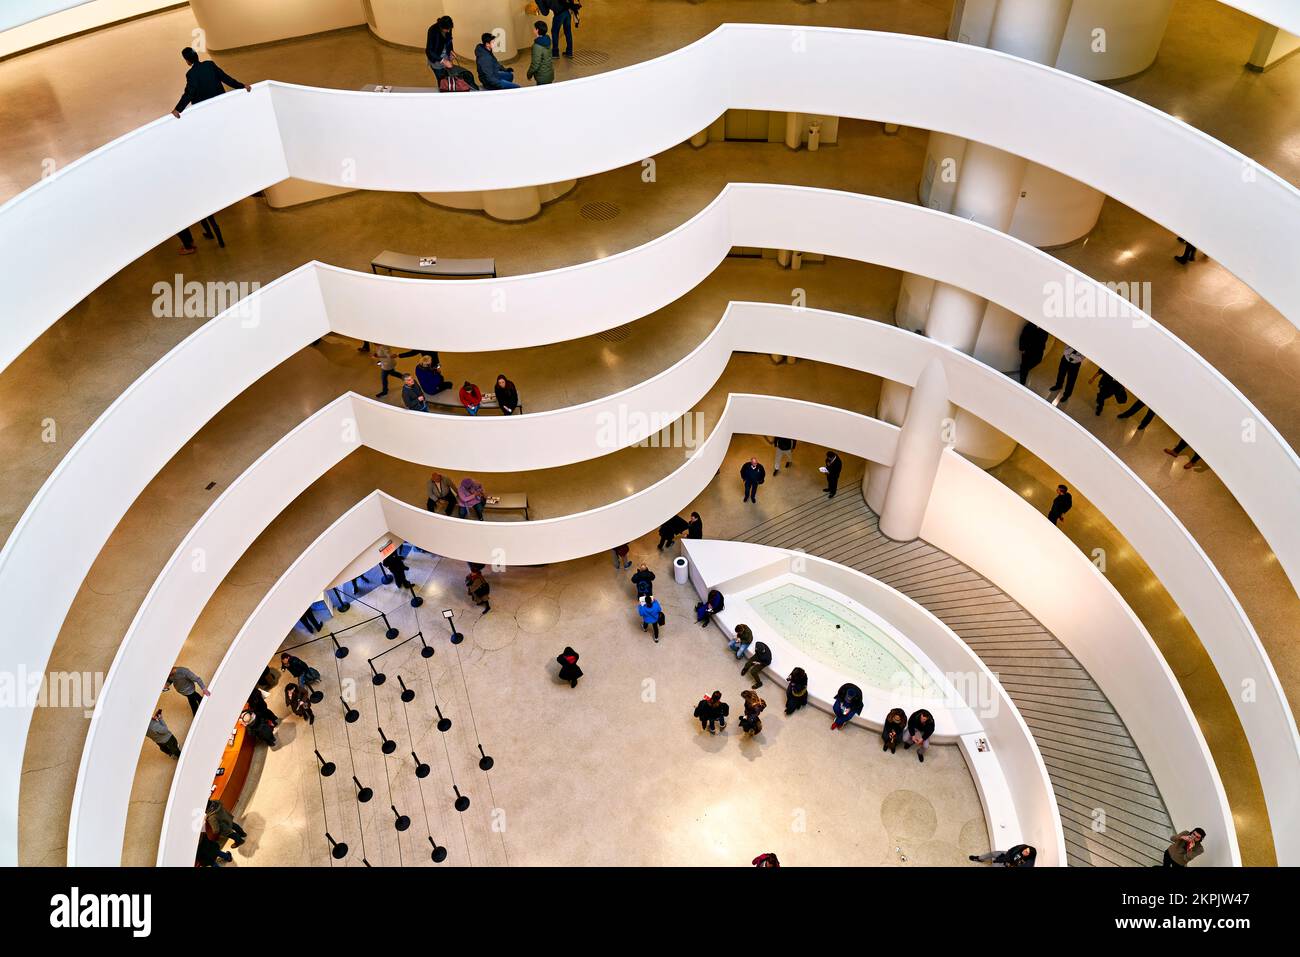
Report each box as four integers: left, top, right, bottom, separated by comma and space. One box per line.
383, 550, 412, 591
970, 844, 1036, 867
693, 691, 728, 735
171, 47, 249, 116
657, 514, 690, 550
823, 450, 843, 498
401, 375, 428, 413
740, 457, 765, 503
904, 708, 935, 762
686, 511, 703, 539
475, 33, 519, 89
740, 641, 772, 689
1017, 322, 1048, 385
1048, 484, 1073, 525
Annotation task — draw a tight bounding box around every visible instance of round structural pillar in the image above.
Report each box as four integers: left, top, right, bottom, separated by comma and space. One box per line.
879, 360, 953, 542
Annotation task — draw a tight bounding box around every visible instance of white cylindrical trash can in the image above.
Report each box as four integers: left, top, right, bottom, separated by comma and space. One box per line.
673, 556, 689, 585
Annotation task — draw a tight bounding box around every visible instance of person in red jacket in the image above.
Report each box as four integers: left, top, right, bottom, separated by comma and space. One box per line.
459, 380, 483, 415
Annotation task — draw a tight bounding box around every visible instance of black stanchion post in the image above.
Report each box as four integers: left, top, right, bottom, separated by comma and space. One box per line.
378, 726, 397, 755
326, 832, 348, 859
331, 587, 351, 613
419, 632, 435, 659
315, 750, 336, 777
382, 611, 399, 640
352, 776, 373, 803
443, 608, 463, 645
341, 696, 359, 723
477, 743, 495, 771
398, 676, 415, 703
435, 705, 452, 732
453, 785, 470, 812
331, 634, 349, 659
368, 658, 386, 686
410, 584, 424, 609
412, 751, 431, 778
428, 835, 448, 863
391, 805, 411, 831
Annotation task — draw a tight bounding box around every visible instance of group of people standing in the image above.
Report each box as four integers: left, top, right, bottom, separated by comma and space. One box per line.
740, 446, 842, 503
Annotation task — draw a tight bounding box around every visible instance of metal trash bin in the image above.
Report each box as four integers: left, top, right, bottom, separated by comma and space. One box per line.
673, 555, 689, 585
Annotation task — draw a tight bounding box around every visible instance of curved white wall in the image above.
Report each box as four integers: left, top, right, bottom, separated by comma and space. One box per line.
9, 183, 1300, 865
69, 303, 1280, 866
154, 393, 1236, 867
7, 25, 1300, 374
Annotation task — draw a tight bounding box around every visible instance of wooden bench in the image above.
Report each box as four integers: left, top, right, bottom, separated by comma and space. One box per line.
427, 390, 502, 414
484, 493, 529, 521
370, 250, 497, 279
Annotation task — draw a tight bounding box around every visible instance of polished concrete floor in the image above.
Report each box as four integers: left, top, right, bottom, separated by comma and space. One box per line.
2, 0, 1297, 866
233, 542, 987, 868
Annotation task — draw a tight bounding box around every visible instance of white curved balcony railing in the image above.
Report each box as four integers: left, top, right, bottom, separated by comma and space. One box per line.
1221, 1, 1300, 36
70, 303, 1266, 866
4, 24, 1300, 373
153, 395, 1235, 867
8, 183, 1298, 865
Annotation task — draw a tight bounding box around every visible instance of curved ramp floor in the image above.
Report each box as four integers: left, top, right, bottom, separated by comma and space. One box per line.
735, 485, 1174, 867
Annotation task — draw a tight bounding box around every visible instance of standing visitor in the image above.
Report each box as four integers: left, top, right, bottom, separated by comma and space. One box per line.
638, 595, 664, 642
612, 543, 632, 569
147, 709, 181, 758
373, 345, 403, 398
556, 646, 583, 688
527, 21, 555, 85
205, 799, 248, 849
686, 511, 704, 540
1047, 346, 1084, 403
822, 451, 843, 499
426, 16, 479, 89
170, 46, 249, 116
280, 653, 321, 694
657, 514, 690, 550
773, 436, 796, 474
1017, 323, 1048, 385
164, 666, 210, 715
466, 568, 491, 614
1163, 440, 1202, 469
693, 690, 728, 734
1047, 484, 1073, 526
631, 562, 655, 598
740, 456, 765, 503
284, 683, 315, 724
383, 550, 412, 592
739, 690, 766, 736
1116, 397, 1157, 431
1089, 369, 1127, 416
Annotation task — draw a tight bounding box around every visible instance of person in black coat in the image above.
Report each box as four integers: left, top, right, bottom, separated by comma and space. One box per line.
426, 16, 479, 88
693, 690, 729, 734
171, 47, 249, 116
695, 588, 724, 627
784, 667, 809, 715
831, 682, 863, 730
1048, 484, 1073, 525
882, 707, 907, 754
383, 550, 412, 591
740, 641, 772, 689
631, 563, 655, 598
556, 647, 583, 688
495, 374, 521, 415
740, 457, 766, 503
822, 451, 844, 498
1017, 322, 1049, 385
904, 708, 935, 762
657, 514, 690, 550
686, 511, 703, 539
970, 844, 1036, 867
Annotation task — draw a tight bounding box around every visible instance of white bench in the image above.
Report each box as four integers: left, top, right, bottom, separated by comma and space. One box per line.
370, 250, 497, 279
484, 493, 529, 521
427, 390, 502, 414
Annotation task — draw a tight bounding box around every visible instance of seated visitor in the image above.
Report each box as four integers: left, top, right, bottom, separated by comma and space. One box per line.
784, 667, 809, 715
475, 33, 519, 90
831, 683, 864, 731
728, 623, 754, 659
904, 708, 935, 762
740, 641, 771, 688
695, 588, 724, 626
495, 374, 520, 415
426, 16, 479, 89
459, 380, 483, 415
882, 707, 907, 754
458, 477, 486, 520
415, 355, 451, 396
401, 374, 428, 412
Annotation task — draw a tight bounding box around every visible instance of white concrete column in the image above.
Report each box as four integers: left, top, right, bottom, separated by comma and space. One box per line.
988, 0, 1073, 64
879, 360, 952, 542
865, 379, 912, 512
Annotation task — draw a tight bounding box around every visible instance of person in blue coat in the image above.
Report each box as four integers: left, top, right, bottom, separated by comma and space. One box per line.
475, 33, 519, 89
830, 683, 864, 731
638, 595, 663, 643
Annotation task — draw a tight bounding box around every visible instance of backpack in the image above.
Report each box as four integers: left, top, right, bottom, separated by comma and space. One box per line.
635, 578, 652, 598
